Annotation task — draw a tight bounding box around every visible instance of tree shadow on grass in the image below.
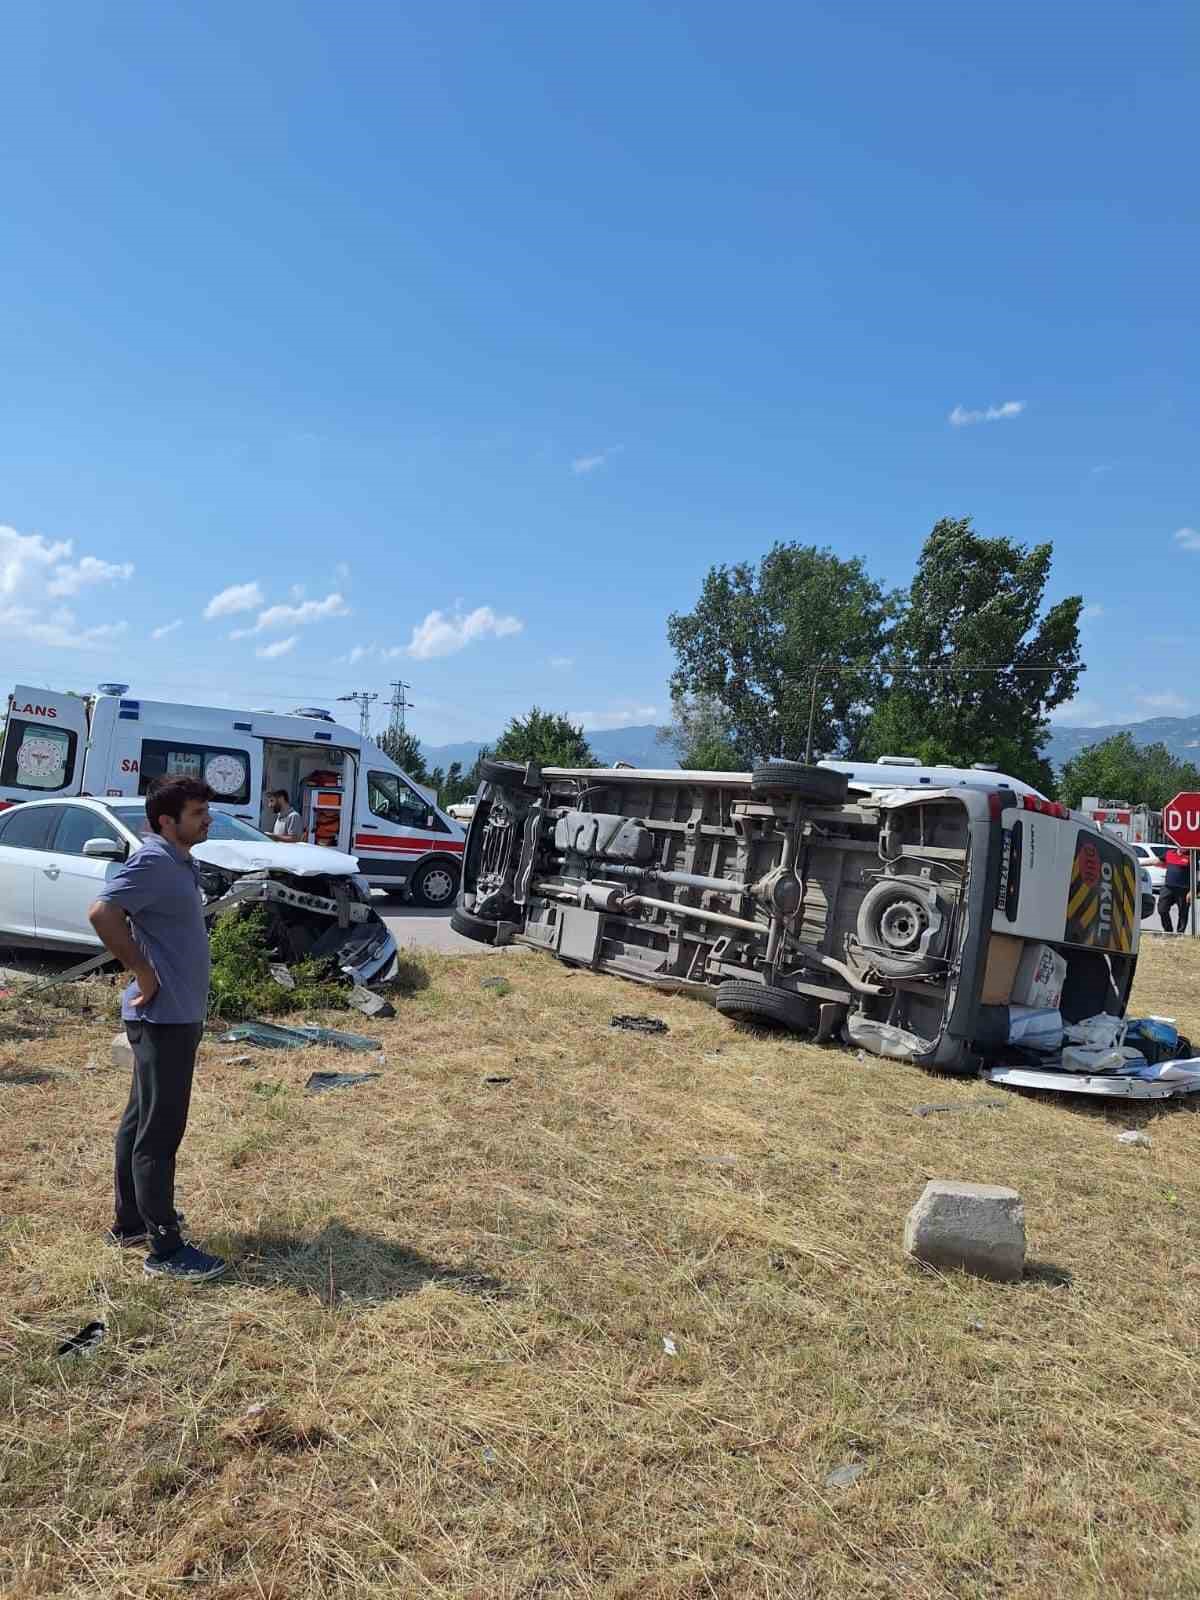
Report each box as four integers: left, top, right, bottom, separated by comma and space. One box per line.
224, 1219, 511, 1305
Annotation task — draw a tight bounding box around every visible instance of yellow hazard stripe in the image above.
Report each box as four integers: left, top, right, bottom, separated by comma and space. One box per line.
1068, 880, 1092, 918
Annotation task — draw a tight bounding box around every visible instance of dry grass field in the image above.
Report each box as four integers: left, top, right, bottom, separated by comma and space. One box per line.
3, 935, 1200, 1599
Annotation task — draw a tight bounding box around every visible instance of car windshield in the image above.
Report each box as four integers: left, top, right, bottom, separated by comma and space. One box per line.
104, 805, 268, 843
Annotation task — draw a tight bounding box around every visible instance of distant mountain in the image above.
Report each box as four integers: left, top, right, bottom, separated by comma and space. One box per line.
1044, 714, 1200, 771
420, 723, 675, 775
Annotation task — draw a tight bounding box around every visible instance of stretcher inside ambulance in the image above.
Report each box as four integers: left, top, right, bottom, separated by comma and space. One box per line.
0, 686, 465, 908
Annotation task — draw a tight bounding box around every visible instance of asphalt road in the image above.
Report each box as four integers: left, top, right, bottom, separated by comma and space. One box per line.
377, 898, 490, 955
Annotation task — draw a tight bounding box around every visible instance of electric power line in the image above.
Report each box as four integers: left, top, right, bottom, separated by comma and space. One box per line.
336, 690, 379, 740
387, 680, 414, 737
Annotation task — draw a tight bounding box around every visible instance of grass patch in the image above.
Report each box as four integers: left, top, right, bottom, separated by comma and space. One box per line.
207, 908, 349, 1019
2, 937, 1200, 1595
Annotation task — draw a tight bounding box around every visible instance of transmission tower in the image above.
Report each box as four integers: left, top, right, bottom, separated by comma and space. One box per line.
387, 679, 414, 736
337, 690, 379, 740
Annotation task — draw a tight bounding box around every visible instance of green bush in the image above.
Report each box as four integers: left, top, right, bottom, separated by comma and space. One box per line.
208, 909, 349, 1021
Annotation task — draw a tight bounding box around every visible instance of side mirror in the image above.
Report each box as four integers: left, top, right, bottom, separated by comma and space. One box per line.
82, 837, 126, 861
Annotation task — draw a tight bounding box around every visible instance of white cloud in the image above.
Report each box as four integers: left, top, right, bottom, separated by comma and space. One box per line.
1081, 603, 1105, 621
231, 592, 350, 638
0, 523, 133, 650
406, 604, 523, 660
550, 655, 574, 670
47, 554, 134, 597
257, 636, 298, 659
1174, 527, 1200, 552
204, 581, 264, 620
948, 400, 1026, 427
151, 619, 183, 640
568, 705, 658, 729
1138, 691, 1189, 713
571, 446, 622, 475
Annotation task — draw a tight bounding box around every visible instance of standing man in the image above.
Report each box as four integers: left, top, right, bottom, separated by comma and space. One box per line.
1159, 846, 1191, 936
268, 789, 304, 842
88, 775, 228, 1282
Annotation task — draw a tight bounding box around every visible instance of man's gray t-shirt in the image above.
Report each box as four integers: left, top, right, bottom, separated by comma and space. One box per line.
273, 810, 303, 841
96, 834, 210, 1024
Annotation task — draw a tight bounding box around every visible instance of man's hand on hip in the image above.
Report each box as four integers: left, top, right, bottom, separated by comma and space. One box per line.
130, 965, 161, 1009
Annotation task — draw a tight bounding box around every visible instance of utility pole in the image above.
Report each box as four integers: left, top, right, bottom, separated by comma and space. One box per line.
337, 690, 379, 741
387, 679, 414, 736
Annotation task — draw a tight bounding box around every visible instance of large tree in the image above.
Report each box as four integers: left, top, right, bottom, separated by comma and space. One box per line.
864, 518, 1083, 791
491, 707, 595, 769
1059, 734, 1200, 812
666, 543, 896, 761
657, 694, 744, 770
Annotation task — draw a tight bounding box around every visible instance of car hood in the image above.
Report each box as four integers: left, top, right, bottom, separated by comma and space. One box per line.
192, 840, 362, 877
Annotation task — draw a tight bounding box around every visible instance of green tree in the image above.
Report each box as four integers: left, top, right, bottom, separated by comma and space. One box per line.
377, 727, 427, 780
491, 707, 595, 769
864, 518, 1083, 791
667, 543, 897, 761
439, 760, 474, 807
1058, 734, 1200, 811
657, 694, 744, 770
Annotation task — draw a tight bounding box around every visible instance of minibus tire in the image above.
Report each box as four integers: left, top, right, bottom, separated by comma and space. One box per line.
450, 906, 499, 944
750, 763, 848, 805
479, 759, 539, 790
715, 980, 816, 1033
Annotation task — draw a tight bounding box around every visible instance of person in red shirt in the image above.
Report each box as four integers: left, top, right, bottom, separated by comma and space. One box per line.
1159, 848, 1191, 934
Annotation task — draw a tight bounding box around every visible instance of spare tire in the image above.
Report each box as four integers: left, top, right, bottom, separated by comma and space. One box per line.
450, 906, 499, 945
750, 763, 848, 805
856, 878, 945, 977
479, 759, 539, 790
715, 980, 816, 1033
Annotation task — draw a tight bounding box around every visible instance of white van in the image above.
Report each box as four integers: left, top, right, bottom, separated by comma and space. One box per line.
0, 685, 465, 907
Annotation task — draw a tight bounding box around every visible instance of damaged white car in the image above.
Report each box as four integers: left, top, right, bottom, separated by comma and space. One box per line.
0, 797, 398, 988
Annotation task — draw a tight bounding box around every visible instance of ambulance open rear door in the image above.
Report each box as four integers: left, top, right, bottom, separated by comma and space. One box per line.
0, 686, 89, 807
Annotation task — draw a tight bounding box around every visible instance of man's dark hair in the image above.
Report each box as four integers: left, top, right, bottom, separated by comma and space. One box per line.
145, 776, 215, 835
270, 789, 291, 803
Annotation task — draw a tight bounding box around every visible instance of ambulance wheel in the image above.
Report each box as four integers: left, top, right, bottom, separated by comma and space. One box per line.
715, 980, 817, 1033
750, 763, 848, 805
412, 859, 459, 908
450, 906, 499, 945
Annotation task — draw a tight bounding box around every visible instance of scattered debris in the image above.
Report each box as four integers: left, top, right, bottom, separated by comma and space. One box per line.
482, 1075, 512, 1086
223, 1055, 254, 1066
662, 1335, 678, 1357
824, 1463, 866, 1489
112, 1033, 134, 1072
910, 1099, 1008, 1118
305, 1071, 382, 1094
481, 1446, 498, 1465
480, 976, 511, 993
698, 1153, 737, 1167
347, 985, 396, 1019
611, 1015, 669, 1035
1116, 1129, 1152, 1148
57, 1320, 106, 1359
218, 1022, 382, 1053
855, 1050, 867, 1062
268, 963, 296, 990
904, 1179, 1026, 1283
966, 1320, 986, 1334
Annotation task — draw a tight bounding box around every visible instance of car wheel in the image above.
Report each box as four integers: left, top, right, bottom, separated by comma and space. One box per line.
715, 979, 816, 1033
750, 762, 849, 804
450, 906, 499, 944
411, 859, 459, 909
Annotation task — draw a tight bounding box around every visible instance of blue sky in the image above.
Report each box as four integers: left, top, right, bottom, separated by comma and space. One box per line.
1, 1, 1196, 745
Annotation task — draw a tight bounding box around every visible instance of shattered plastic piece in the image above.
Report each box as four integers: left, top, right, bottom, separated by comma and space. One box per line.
482, 1075, 512, 1085
481, 1446, 498, 1465
480, 976, 510, 991
911, 1100, 1007, 1118
268, 964, 296, 990
347, 985, 396, 1019
662, 1335, 678, 1356
223, 1055, 253, 1066
1116, 1129, 1152, 1148
824, 1463, 866, 1489
305, 1071, 382, 1094
846, 1013, 930, 1061
57, 1320, 106, 1358
218, 1022, 383, 1053
611, 1015, 669, 1035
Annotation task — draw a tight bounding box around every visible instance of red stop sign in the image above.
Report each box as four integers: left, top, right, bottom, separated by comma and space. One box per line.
1163, 792, 1200, 850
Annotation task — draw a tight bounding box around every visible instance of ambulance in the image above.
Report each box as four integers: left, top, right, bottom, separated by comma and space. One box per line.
0, 684, 465, 907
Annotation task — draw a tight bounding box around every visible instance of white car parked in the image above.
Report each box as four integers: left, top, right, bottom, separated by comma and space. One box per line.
446, 794, 479, 824
1132, 842, 1169, 895
0, 797, 398, 984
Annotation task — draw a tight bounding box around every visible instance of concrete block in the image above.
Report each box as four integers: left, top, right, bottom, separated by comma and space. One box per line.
904, 1179, 1025, 1282
111, 1033, 134, 1073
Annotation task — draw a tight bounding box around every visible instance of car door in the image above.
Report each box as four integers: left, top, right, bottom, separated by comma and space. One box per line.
356, 769, 462, 886
36, 806, 130, 946
0, 804, 65, 942
0, 687, 89, 807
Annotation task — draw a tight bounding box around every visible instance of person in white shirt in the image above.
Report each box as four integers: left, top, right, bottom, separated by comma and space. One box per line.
268, 790, 304, 842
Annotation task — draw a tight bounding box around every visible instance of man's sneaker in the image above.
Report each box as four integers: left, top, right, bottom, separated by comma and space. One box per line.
105, 1212, 185, 1249
143, 1244, 228, 1283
